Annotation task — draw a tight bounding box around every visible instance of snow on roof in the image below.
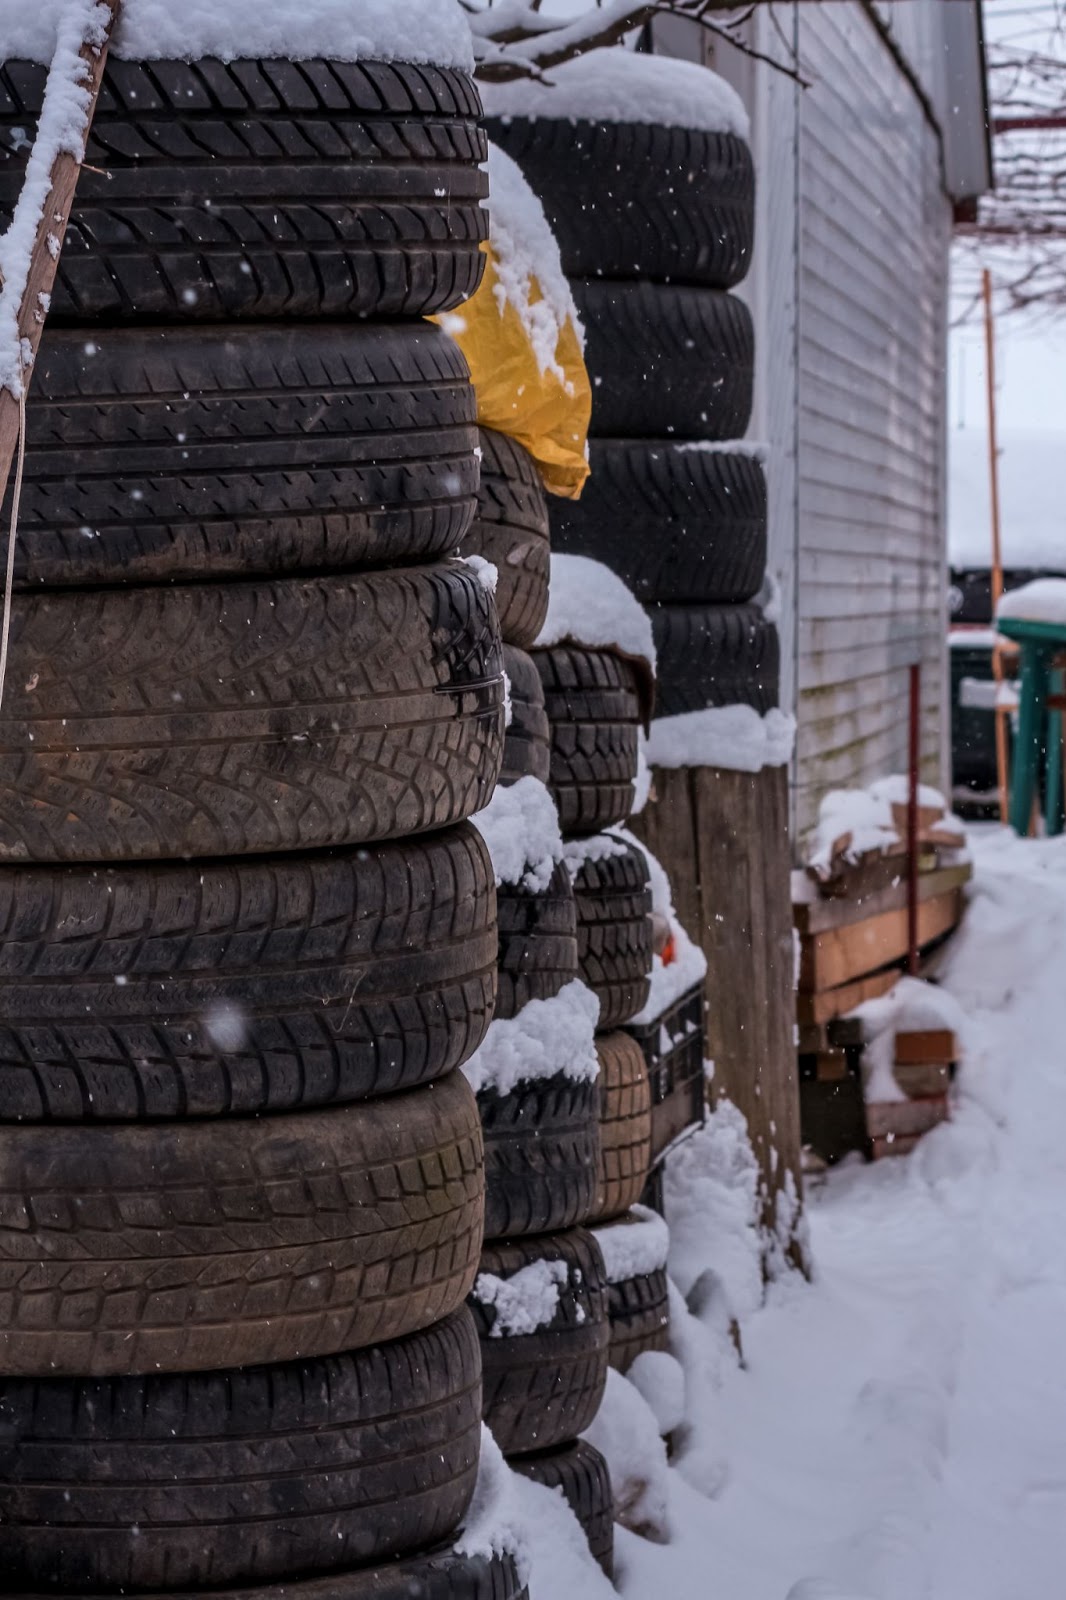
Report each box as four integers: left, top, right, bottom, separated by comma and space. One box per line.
997, 577, 1066, 626
486, 144, 584, 379
644, 707, 795, 774
535, 553, 656, 673
1, 0, 475, 67
481, 45, 749, 139
949, 427, 1066, 572
460, 978, 600, 1097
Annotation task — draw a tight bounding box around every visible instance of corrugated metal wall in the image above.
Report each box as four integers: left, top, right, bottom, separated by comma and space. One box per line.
747, 2, 952, 845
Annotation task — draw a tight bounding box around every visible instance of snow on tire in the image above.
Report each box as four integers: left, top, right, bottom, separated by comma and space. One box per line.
0, 825, 497, 1122
567, 837, 654, 1030
460, 430, 550, 649
0, 563, 504, 864
500, 646, 551, 788
592, 1207, 671, 1374
5, 324, 478, 589
471, 1230, 610, 1456
0, 1311, 481, 1591
534, 646, 643, 836
551, 440, 767, 606
510, 1440, 614, 1578
592, 1033, 652, 1224
495, 860, 578, 1022
0, 59, 488, 323
0, 1071, 484, 1377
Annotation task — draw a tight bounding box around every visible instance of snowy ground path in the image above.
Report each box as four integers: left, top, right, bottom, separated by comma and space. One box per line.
614, 829, 1066, 1600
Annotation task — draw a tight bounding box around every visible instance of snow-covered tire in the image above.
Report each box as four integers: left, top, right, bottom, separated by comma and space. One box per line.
552, 440, 766, 605
570, 840, 653, 1030
535, 646, 643, 835
0, 60, 487, 323
0, 1072, 484, 1377
652, 603, 779, 716
485, 117, 753, 288
478, 1074, 599, 1240
5, 324, 477, 589
472, 1231, 609, 1456
495, 861, 578, 1022
0, 826, 496, 1123
459, 431, 550, 649
573, 280, 753, 440
607, 1269, 671, 1373
0, 1311, 481, 1591
0, 563, 503, 864
592, 1032, 652, 1224
510, 1441, 614, 1577
500, 646, 551, 788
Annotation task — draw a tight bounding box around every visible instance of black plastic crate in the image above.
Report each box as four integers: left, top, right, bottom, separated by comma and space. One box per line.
625, 982, 705, 1166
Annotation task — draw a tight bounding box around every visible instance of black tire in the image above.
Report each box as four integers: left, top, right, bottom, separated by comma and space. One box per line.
0, 1549, 527, 1600
495, 860, 578, 1021
652, 603, 779, 716
471, 1231, 609, 1455
573, 280, 754, 440
511, 1441, 614, 1577
0, 826, 496, 1123
486, 117, 753, 288
5, 324, 477, 589
606, 1269, 671, 1374
592, 1032, 652, 1224
478, 1073, 599, 1241
0, 60, 487, 323
0, 1071, 484, 1377
459, 431, 550, 649
552, 440, 767, 606
535, 646, 642, 835
500, 645, 551, 787
0, 1311, 481, 1592
570, 840, 653, 1030
0, 562, 503, 864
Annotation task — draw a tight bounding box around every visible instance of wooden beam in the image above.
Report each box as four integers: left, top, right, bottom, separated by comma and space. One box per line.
895, 1029, 957, 1066
798, 889, 964, 994
796, 964, 901, 1027
0, 2, 118, 509
794, 860, 972, 936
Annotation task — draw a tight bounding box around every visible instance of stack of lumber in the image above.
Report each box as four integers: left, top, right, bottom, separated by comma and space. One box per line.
866, 1027, 956, 1159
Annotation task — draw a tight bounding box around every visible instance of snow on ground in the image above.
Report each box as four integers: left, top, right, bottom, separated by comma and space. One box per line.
480, 825, 1066, 1598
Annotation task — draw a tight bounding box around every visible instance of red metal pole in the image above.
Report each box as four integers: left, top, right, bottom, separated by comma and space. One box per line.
907, 662, 921, 977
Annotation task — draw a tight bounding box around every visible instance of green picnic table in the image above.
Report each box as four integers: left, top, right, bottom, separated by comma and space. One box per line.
995, 614, 1066, 837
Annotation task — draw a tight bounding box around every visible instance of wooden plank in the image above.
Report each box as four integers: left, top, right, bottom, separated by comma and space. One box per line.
797, 1016, 865, 1055
808, 845, 940, 901
795, 860, 972, 934
797, 963, 902, 1026
894, 1029, 957, 1066
871, 1132, 923, 1160
633, 764, 805, 1267
894, 1061, 952, 1098
798, 888, 964, 993
0, 3, 119, 508
865, 1095, 949, 1140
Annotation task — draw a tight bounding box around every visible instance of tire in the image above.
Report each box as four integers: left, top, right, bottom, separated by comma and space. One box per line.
535, 646, 642, 835
0, 562, 503, 864
0, 60, 487, 323
495, 860, 578, 1022
0, 1071, 484, 1377
4, 324, 477, 589
0, 1549, 527, 1600
570, 840, 653, 1030
511, 1441, 614, 1577
478, 1073, 599, 1241
0, 825, 496, 1123
486, 117, 753, 288
0, 1311, 481, 1592
652, 603, 779, 716
551, 440, 767, 605
606, 1270, 670, 1374
573, 280, 753, 440
592, 1032, 652, 1224
471, 1230, 609, 1455
459, 431, 550, 649
500, 645, 551, 788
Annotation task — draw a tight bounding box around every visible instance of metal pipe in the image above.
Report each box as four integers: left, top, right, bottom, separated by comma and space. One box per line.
907, 662, 921, 978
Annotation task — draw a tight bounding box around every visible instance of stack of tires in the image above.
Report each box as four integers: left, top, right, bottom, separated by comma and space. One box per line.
487, 46, 778, 728
0, 41, 525, 1600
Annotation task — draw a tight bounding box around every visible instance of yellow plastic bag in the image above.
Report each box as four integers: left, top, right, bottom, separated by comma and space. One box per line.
435, 242, 591, 501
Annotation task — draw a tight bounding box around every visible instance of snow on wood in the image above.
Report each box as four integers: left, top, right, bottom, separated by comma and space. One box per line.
997, 575, 1066, 624
645, 706, 796, 774
481, 43, 749, 137
1, 0, 475, 67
